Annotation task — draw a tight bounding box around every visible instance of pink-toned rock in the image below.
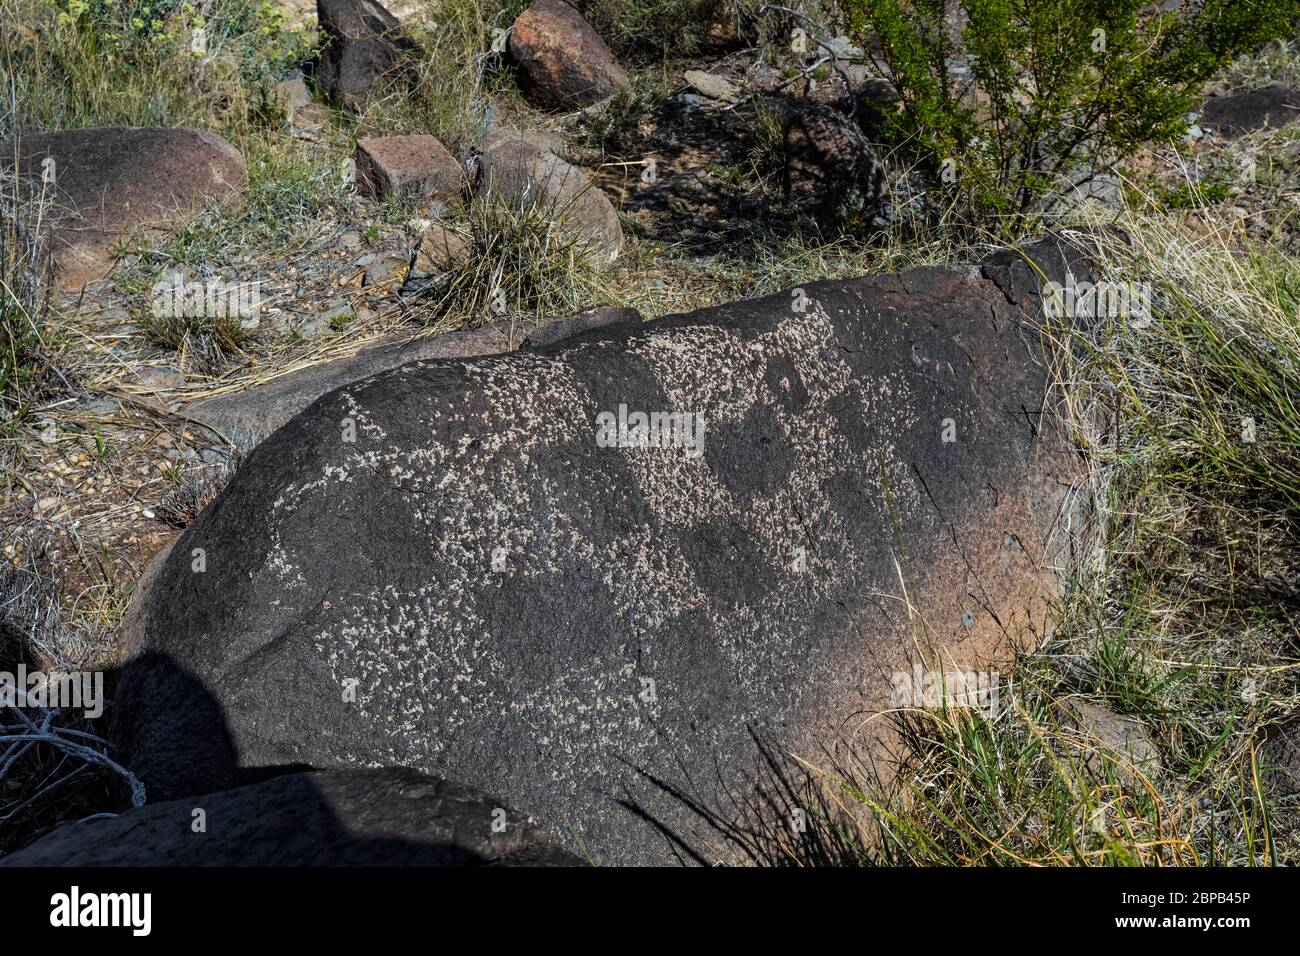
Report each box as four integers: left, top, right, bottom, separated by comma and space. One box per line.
1, 127, 247, 292
353, 134, 466, 203
410, 223, 470, 275
507, 0, 629, 110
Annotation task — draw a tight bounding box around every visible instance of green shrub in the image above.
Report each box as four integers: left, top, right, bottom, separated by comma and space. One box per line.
1, 0, 316, 136
841, 0, 1300, 235
49, 0, 314, 81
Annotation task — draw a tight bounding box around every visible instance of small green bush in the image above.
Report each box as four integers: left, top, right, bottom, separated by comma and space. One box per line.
49, 0, 314, 81
1, 0, 316, 136
841, 0, 1300, 235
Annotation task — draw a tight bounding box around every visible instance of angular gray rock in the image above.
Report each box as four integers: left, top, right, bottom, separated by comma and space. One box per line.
507, 0, 630, 109
0, 127, 247, 291
0, 768, 580, 866
113, 237, 1091, 865
409, 222, 471, 277
481, 125, 567, 158
1059, 699, 1160, 777
684, 70, 739, 103
474, 136, 623, 259
185, 306, 638, 452
274, 74, 312, 117
316, 0, 415, 112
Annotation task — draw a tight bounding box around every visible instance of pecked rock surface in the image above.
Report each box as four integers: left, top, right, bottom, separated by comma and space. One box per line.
113, 235, 1091, 865
0, 768, 580, 866
185, 306, 639, 452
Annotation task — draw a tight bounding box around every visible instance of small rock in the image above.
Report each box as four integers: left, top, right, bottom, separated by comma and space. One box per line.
482, 126, 566, 157
354, 134, 466, 204
1266, 720, 1300, 794
410, 223, 470, 276
360, 250, 409, 287
300, 301, 352, 338
824, 35, 864, 60
475, 138, 622, 259
135, 366, 186, 390
854, 77, 903, 138
291, 103, 332, 138
1060, 699, 1160, 776
684, 70, 739, 103
667, 92, 707, 113
784, 105, 885, 226
274, 74, 312, 116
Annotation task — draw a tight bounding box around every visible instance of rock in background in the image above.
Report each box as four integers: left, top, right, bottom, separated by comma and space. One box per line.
475, 134, 624, 258
353, 134, 467, 203
784, 104, 886, 227
1198, 84, 1300, 137
0, 127, 247, 291
508, 0, 630, 109
316, 0, 415, 112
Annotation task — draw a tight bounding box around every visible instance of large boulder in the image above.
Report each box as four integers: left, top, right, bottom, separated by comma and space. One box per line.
0, 768, 580, 866
507, 0, 630, 109
1, 127, 247, 291
112, 236, 1091, 865
474, 136, 623, 259
316, 0, 414, 112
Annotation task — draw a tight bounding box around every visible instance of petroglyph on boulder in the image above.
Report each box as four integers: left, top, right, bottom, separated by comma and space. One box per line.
113, 235, 1092, 865
185, 305, 638, 452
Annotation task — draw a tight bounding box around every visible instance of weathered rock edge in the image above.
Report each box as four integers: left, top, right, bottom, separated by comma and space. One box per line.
186, 305, 640, 452
113, 234, 1094, 865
